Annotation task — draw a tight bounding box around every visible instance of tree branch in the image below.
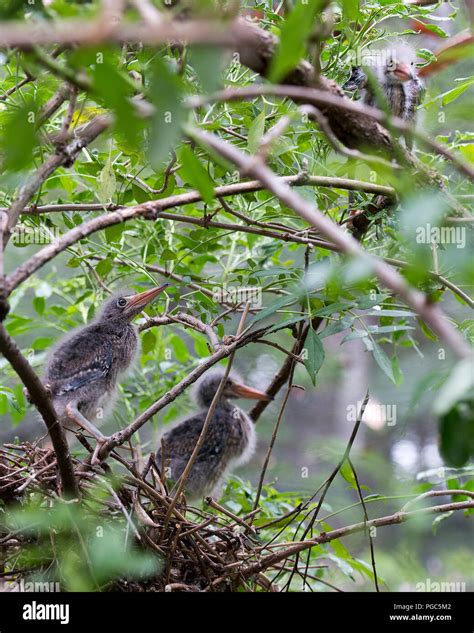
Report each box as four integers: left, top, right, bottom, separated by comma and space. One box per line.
139, 312, 220, 351
242, 500, 474, 578
0, 325, 78, 497
4, 176, 392, 295
3, 114, 110, 247
6, 187, 470, 310
11, 175, 395, 215
188, 85, 474, 183
189, 128, 472, 360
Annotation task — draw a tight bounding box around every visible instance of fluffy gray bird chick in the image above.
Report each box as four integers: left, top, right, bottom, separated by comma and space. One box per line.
156, 369, 272, 500
343, 48, 424, 148
43, 285, 169, 464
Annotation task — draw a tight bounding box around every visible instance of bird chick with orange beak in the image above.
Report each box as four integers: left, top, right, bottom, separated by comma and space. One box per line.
343, 49, 424, 147
42, 285, 169, 464
157, 369, 272, 501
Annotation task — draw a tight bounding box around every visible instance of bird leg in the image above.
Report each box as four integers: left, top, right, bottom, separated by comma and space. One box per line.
64, 403, 110, 466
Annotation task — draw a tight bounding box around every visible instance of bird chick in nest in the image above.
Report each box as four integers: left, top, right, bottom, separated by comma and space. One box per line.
156, 369, 272, 501
42, 285, 169, 464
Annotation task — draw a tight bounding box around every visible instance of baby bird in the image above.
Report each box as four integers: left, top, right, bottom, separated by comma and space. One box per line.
156, 369, 272, 500
343, 54, 424, 148
43, 285, 168, 463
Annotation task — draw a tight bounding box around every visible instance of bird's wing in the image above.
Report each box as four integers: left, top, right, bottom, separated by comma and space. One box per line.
342, 66, 367, 91
45, 327, 114, 396
158, 414, 226, 463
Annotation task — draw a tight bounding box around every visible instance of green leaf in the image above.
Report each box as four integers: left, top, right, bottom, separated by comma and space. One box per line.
391, 354, 404, 386
179, 146, 215, 205
104, 223, 125, 244
304, 327, 325, 385
433, 358, 474, 416
247, 107, 266, 154
252, 295, 299, 325
441, 78, 473, 106
91, 56, 141, 146
33, 296, 45, 315
2, 99, 39, 170
368, 325, 414, 334
439, 401, 474, 468
417, 22, 448, 38
97, 154, 117, 210
149, 57, 184, 169
95, 258, 113, 278
319, 316, 354, 339
367, 309, 416, 318
141, 330, 156, 355
339, 461, 357, 489
372, 341, 396, 384
32, 336, 54, 350
269, 0, 324, 82
341, 0, 360, 21
170, 335, 189, 362
189, 45, 222, 93
161, 248, 176, 261
342, 329, 368, 342
265, 315, 306, 334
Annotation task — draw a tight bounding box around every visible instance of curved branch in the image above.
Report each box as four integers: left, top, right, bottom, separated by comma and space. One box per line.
5, 176, 392, 294
188, 85, 474, 183
140, 312, 220, 351
6, 188, 471, 309
10, 175, 395, 214
3, 113, 110, 247
190, 128, 472, 359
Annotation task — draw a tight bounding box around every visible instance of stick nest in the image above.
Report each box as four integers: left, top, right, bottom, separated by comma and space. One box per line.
0, 442, 277, 592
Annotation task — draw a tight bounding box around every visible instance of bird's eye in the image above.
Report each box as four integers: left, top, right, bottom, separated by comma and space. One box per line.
117, 297, 127, 308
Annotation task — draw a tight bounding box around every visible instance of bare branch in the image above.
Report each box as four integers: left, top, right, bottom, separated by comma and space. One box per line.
140, 312, 220, 351
5, 182, 469, 309
0, 15, 244, 49
242, 500, 474, 578
11, 175, 395, 215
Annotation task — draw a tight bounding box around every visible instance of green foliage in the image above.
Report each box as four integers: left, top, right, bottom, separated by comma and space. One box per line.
0, 0, 472, 593
269, 0, 324, 82
2, 481, 161, 591
178, 145, 215, 204
304, 326, 325, 385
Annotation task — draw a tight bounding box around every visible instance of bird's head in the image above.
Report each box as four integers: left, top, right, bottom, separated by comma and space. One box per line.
99, 284, 169, 323
385, 59, 414, 84
193, 369, 273, 408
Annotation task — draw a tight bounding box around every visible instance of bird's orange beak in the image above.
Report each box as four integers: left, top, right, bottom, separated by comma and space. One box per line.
393, 62, 412, 82
125, 284, 169, 313
231, 383, 273, 401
